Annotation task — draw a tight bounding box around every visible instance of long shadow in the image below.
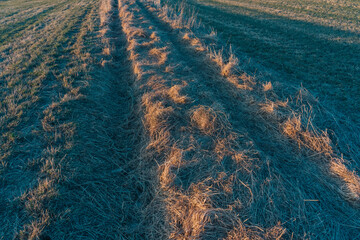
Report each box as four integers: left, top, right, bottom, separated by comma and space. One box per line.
188, 0, 360, 121
137, 3, 360, 238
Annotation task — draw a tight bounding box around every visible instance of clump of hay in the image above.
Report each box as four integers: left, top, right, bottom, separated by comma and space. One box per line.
167, 83, 189, 104
190, 106, 229, 136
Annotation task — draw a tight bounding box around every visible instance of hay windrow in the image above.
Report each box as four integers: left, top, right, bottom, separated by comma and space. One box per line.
1, 0, 359, 238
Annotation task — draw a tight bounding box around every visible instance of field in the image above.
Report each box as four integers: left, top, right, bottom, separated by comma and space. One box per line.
179, 0, 360, 123
0, 0, 359, 239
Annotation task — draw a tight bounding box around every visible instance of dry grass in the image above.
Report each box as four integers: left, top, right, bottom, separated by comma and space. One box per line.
190, 105, 228, 136
182, 0, 360, 125
283, 113, 360, 204
158, 2, 199, 29
118, 1, 268, 238
138, 0, 360, 238
0, 0, 96, 237
149, 46, 169, 65
154, 0, 360, 203
262, 81, 273, 92
167, 83, 189, 104
100, 0, 114, 26
183, 32, 206, 51
118, 2, 293, 238
283, 115, 333, 153
1, 0, 359, 239
0, 0, 144, 239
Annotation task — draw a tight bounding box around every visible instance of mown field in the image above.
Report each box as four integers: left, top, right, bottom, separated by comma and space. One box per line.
0, 0, 359, 239
182, 0, 360, 123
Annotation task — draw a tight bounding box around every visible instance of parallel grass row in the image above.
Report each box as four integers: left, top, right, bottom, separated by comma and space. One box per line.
118, 0, 360, 238
0, 0, 359, 238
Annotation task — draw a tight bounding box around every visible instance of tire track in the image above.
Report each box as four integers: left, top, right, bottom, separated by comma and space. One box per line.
33, 1, 144, 238
1, 0, 142, 238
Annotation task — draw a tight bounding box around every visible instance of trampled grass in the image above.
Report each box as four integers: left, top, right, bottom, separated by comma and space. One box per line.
1, 0, 359, 239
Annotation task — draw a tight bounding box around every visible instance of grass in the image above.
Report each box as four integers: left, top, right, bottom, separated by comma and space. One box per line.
1, 0, 359, 239
130, 0, 360, 238
175, 0, 360, 125
0, 0, 116, 238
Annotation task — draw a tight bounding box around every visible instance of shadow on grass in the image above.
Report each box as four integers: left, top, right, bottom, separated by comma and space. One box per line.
188, 0, 360, 121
